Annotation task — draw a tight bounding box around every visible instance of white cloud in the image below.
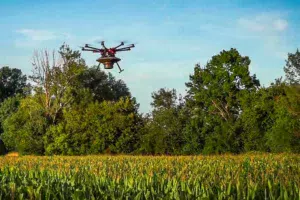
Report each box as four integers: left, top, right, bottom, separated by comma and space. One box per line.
238, 15, 288, 33
14, 29, 72, 48
238, 18, 266, 32
236, 13, 290, 60
16, 29, 57, 41
273, 19, 288, 31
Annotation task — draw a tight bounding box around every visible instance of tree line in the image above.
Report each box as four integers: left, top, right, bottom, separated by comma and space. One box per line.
0, 44, 299, 155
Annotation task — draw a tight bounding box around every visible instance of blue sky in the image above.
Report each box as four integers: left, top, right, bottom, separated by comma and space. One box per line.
0, 0, 299, 113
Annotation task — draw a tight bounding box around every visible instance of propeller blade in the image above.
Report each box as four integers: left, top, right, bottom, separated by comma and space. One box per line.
129, 44, 135, 48
82, 48, 97, 52
95, 40, 105, 45
83, 45, 102, 51
115, 40, 129, 44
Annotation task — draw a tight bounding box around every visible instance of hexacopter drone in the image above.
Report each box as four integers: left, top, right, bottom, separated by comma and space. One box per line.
81, 41, 135, 73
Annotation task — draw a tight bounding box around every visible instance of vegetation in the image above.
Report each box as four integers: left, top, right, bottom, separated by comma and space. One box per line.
0, 44, 299, 155
0, 42, 300, 198
0, 154, 299, 199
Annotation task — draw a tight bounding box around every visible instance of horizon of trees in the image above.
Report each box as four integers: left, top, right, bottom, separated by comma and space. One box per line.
0, 44, 299, 155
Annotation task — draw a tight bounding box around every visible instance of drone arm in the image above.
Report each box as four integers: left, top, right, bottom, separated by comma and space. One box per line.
116, 46, 132, 50
114, 42, 124, 49
116, 48, 131, 52
116, 44, 134, 50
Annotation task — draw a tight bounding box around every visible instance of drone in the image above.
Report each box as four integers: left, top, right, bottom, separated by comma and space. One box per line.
81, 41, 135, 73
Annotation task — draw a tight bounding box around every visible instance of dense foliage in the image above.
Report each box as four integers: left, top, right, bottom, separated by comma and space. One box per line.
0, 44, 299, 155
0, 44, 142, 155
1, 154, 300, 199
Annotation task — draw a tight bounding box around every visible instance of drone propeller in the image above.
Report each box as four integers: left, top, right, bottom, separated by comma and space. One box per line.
81, 44, 104, 53
98, 41, 108, 50
114, 40, 130, 44
80, 46, 95, 52
84, 44, 99, 50
113, 42, 125, 49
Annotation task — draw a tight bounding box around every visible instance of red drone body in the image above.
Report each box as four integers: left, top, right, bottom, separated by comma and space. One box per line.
81, 41, 135, 73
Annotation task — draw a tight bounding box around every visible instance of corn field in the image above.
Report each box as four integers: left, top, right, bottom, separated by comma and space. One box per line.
0, 154, 300, 199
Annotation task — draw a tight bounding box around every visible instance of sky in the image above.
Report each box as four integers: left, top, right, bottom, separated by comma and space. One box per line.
0, 0, 299, 113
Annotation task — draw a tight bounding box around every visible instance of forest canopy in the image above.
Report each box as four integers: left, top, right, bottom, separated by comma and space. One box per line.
0, 44, 299, 155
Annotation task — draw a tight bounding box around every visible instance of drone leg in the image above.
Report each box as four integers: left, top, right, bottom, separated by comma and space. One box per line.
97, 63, 101, 71
116, 62, 124, 73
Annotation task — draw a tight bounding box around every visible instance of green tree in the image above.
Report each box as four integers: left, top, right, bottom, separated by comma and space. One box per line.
0, 66, 28, 154
0, 66, 28, 102
2, 43, 139, 155
80, 67, 131, 102
0, 95, 21, 133
185, 48, 260, 154
30, 44, 87, 124
1, 95, 47, 154
265, 82, 300, 152
240, 81, 285, 152
1, 44, 88, 154
284, 49, 300, 85
150, 88, 177, 110
140, 88, 186, 155
44, 97, 142, 155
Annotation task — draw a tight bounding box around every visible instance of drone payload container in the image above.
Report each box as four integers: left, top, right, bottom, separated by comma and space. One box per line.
96, 56, 121, 69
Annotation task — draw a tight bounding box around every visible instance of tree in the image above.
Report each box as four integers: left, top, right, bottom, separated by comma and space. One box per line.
44, 97, 143, 155
1, 44, 88, 154
1, 95, 47, 154
150, 88, 177, 110
284, 49, 300, 85
0, 69, 26, 154
239, 82, 285, 152
0, 66, 28, 102
79, 67, 131, 102
30, 44, 87, 124
265, 83, 300, 152
2, 43, 141, 155
140, 88, 186, 155
185, 48, 260, 154
0, 95, 21, 133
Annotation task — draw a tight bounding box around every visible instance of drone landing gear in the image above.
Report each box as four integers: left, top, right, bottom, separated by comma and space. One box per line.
116, 62, 124, 73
